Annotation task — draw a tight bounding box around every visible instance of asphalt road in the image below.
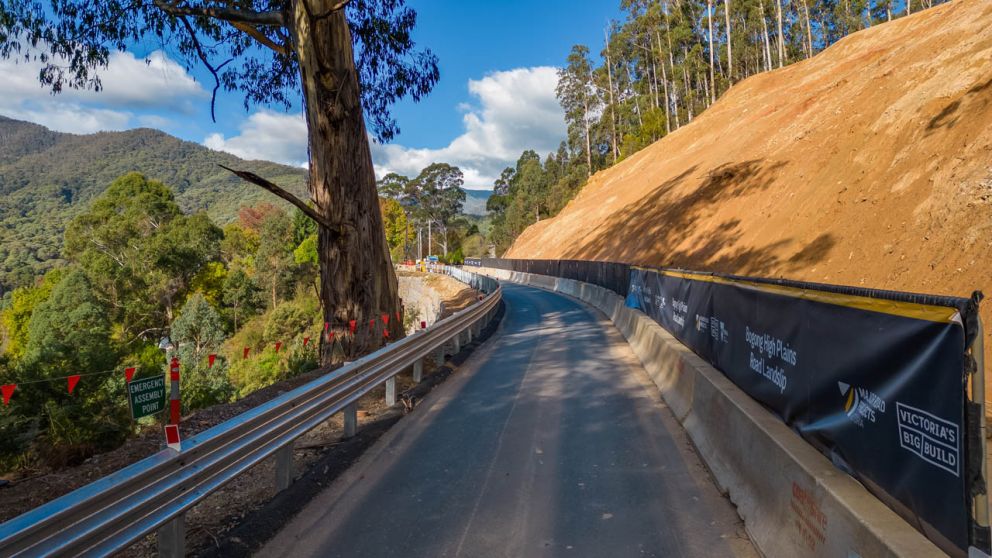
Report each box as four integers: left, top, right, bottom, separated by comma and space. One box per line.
259, 282, 756, 558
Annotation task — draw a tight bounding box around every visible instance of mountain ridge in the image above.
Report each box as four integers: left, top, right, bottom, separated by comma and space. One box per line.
0, 115, 308, 292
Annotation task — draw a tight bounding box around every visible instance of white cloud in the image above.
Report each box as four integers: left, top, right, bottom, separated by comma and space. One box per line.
371, 66, 566, 188
0, 50, 207, 134
204, 67, 565, 180
204, 110, 309, 166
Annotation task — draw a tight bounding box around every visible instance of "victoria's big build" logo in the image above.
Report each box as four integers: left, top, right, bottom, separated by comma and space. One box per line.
896, 402, 959, 477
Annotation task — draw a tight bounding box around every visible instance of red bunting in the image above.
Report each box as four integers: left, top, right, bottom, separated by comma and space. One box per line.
303, 337, 310, 348
125, 367, 136, 383
208, 354, 216, 368
383, 329, 390, 339
274, 342, 282, 353
67, 375, 80, 395
369, 319, 375, 331
1, 384, 15, 405
324, 322, 330, 332
349, 320, 356, 334
243, 347, 251, 359
381, 313, 389, 326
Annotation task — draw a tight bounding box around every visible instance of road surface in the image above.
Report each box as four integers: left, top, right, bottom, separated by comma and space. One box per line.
260, 282, 756, 558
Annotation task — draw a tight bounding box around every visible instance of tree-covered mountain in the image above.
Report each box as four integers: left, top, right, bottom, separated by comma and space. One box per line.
0, 116, 307, 293
462, 189, 491, 216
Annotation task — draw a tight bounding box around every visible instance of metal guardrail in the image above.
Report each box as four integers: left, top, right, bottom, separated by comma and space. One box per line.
0, 267, 501, 557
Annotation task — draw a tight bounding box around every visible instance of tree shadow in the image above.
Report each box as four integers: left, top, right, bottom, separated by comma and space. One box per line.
927, 75, 992, 134
564, 158, 835, 276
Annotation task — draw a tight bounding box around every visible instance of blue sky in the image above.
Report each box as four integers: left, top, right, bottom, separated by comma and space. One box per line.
0, 0, 621, 190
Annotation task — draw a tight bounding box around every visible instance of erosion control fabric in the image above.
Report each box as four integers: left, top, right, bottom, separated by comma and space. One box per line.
624, 265, 985, 556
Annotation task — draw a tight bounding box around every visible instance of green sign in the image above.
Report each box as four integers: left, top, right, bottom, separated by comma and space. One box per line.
128, 376, 166, 420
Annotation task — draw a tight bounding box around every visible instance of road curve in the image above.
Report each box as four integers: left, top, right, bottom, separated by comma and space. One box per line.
259, 282, 756, 558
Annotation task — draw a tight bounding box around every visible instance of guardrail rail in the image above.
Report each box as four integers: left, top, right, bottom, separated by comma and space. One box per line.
0, 267, 501, 558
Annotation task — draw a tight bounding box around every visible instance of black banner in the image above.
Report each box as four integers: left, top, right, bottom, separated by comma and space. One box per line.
625, 266, 983, 556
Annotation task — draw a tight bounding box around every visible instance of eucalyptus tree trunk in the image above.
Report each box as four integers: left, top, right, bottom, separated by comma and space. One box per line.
724, 0, 733, 84
707, 0, 716, 103
800, 0, 814, 57
604, 28, 619, 164
657, 31, 671, 134
760, 0, 773, 71
290, 2, 401, 363
776, 0, 785, 67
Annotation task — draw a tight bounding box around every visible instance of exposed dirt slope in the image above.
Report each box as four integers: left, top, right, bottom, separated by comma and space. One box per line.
508, 0, 992, 359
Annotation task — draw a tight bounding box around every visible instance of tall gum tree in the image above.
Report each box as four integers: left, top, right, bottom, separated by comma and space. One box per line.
0, 0, 439, 363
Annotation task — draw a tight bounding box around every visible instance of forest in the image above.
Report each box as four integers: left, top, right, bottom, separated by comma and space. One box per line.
0, 173, 329, 471
0, 161, 478, 472
486, 0, 946, 254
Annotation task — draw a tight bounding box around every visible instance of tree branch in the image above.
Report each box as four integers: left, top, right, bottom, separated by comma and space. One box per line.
218, 165, 337, 234
230, 21, 291, 55
179, 16, 232, 122
153, 0, 286, 26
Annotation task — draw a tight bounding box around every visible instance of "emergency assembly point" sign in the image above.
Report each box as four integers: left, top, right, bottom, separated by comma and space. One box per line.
128, 375, 166, 420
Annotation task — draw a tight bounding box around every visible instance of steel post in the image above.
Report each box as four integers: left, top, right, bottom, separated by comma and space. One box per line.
385, 376, 396, 406
275, 443, 293, 492
413, 358, 423, 383
343, 402, 357, 438
157, 513, 185, 558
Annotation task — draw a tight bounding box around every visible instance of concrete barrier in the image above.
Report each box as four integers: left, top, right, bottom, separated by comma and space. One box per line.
475, 266, 946, 558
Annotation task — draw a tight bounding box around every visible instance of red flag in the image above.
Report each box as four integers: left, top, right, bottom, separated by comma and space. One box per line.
381, 313, 389, 326
303, 337, 310, 348
369, 319, 375, 331
324, 322, 330, 332
421, 320, 427, 330
208, 354, 216, 368
67, 375, 81, 395
275, 342, 282, 353
243, 347, 250, 359
125, 367, 136, 383
327, 331, 335, 343
349, 320, 357, 334
383, 329, 390, 339
1, 384, 15, 405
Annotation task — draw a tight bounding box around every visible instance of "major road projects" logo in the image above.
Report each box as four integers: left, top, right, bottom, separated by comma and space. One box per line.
838, 381, 885, 428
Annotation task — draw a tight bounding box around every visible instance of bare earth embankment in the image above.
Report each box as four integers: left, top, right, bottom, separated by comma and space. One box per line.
507, 0, 992, 396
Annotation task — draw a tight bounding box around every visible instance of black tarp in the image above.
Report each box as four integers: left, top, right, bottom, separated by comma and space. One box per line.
625, 266, 983, 557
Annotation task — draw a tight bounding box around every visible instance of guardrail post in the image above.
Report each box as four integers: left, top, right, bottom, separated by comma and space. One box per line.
453, 333, 461, 354
413, 358, 423, 383
343, 402, 357, 438
466, 326, 473, 344
436, 345, 445, 367
157, 513, 185, 558
275, 443, 293, 492
385, 376, 396, 406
